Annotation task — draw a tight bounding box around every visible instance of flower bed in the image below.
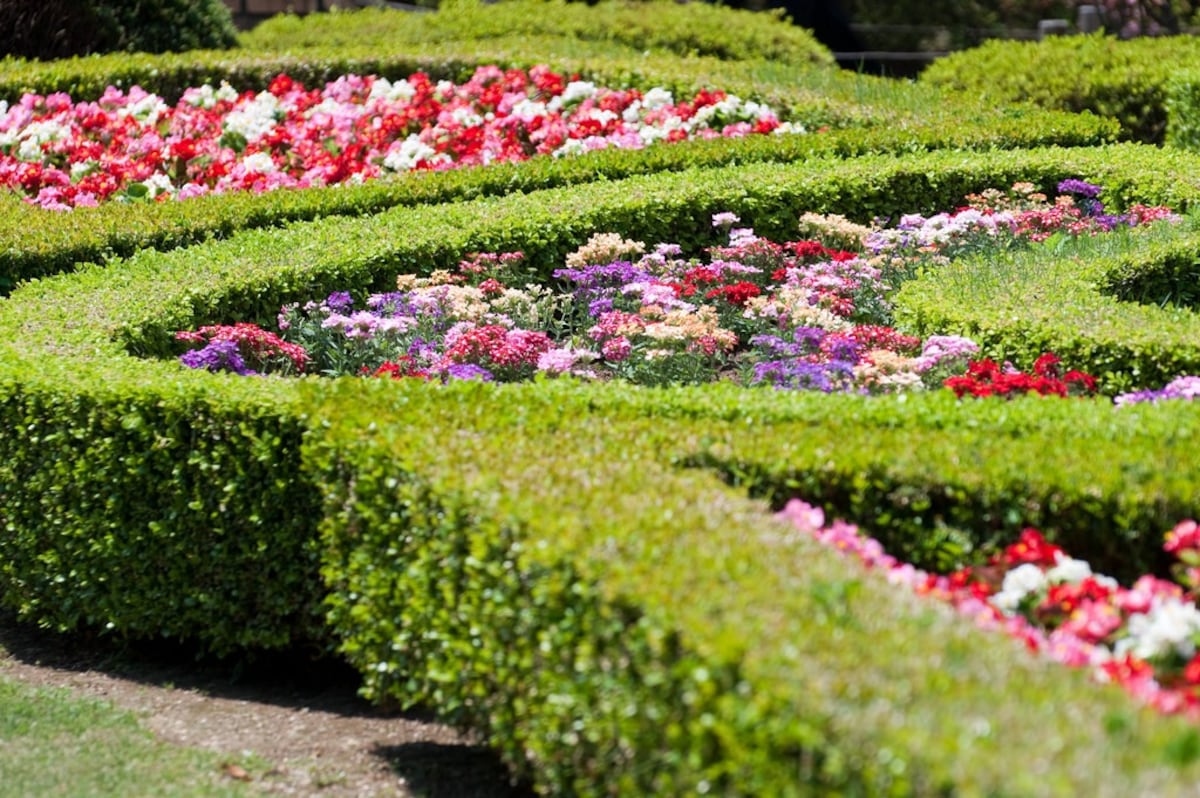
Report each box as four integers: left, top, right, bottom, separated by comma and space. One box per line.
0, 66, 799, 210
176, 178, 1180, 400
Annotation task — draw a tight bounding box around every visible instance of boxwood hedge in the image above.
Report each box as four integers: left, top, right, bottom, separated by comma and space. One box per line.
920, 32, 1200, 145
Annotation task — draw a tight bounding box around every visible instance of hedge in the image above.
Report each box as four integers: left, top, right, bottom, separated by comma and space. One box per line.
920, 32, 1200, 144
7, 145, 1200, 792
239, 0, 837, 69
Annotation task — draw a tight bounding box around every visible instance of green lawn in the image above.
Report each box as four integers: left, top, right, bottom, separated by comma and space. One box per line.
0, 675, 256, 798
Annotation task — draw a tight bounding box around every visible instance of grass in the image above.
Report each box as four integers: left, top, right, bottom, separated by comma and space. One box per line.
0, 675, 257, 798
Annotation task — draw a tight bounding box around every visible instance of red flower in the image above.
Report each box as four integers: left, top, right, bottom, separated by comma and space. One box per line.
704, 281, 761, 306
1003, 528, 1063, 567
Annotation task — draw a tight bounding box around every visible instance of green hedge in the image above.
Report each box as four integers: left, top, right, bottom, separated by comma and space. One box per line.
1166, 69, 1200, 151
7, 146, 1200, 791
239, 0, 835, 68
920, 33, 1200, 144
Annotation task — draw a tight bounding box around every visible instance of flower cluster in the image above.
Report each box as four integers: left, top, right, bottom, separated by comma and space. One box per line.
0, 67, 802, 210
174, 322, 309, 375
777, 499, 1200, 721
944, 352, 1098, 399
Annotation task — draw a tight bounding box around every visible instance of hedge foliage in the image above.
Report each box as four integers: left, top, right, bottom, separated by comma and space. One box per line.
242, 0, 835, 67
920, 32, 1200, 143
8, 141, 1200, 792
0, 0, 237, 61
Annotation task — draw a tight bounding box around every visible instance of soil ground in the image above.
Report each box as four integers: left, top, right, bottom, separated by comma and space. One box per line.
0, 612, 536, 797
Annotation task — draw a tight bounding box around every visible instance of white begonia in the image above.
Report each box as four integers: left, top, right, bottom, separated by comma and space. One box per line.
15, 119, 67, 161
621, 99, 644, 124
449, 106, 483, 128
223, 91, 282, 144
435, 80, 455, 98
70, 161, 95, 180
305, 96, 344, 119
1115, 597, 1200, 661
690, 96, 743, 129
382, 134, 448, 172
991, 562, 1049, 614
637, 115, 684, 145
241, 152, 277, 174
367, 77, 416, 104
581, 108, 617, 127
552, 138, 588, 158
142, 173, 174, 198
548, 80, 597, 112
122, 92, 169, 125
509, 98, 548, 120
1046, 556, 1092, 584
773, 121, 806, 135
641, 87, 674, 110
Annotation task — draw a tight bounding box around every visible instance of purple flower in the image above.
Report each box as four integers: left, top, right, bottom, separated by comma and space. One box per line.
587, 297, 614, 317
822, 333, 861, 363
1057, 179, 1102, 199
179, 340, 256, 376
445, 363, 494, 382
751, 359, 853, 392
554, 261, 654, 290
407, 338, 439, 363
367, 291, 417, 316
325, 291, 354, 313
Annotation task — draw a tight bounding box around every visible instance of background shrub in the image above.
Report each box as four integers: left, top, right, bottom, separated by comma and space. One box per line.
0, 0, 238, 60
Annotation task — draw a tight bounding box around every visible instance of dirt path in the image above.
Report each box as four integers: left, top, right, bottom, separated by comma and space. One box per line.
0, 613, 533, 797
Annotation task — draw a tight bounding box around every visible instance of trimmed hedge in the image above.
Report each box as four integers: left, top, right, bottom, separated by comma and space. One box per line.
920, 32, 1200, 144
7, 145, 1200, 792
238, 0, 835, 68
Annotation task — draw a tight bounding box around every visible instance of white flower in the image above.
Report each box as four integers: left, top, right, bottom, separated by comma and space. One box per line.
548, 80, 597, 112
642, 87, 674, 110
1046, 556, 1092, 584
1115, 597, 1200, 661
223, 91, 282, 143
367, 77, 416, 104
992, 563, 1048, 614
508, 98, 548, 120
382, 134, 448, 171
122, 93, 169, 125
241, 152, 276, 175
449, 106, 483, 127
141, 173, 174, 198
